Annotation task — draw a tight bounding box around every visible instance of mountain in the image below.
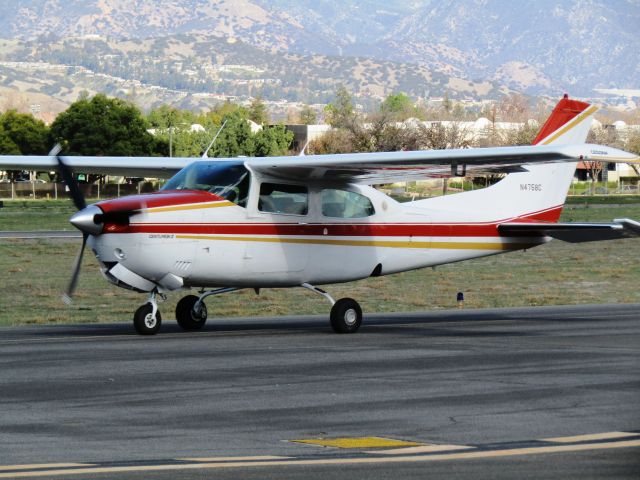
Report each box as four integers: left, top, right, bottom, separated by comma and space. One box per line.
0, 33, 502, 115
0, 0, 637, 98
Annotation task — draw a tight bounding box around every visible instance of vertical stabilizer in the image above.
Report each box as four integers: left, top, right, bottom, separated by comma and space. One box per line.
533, 95, 597, 146
421, 96, 597, 223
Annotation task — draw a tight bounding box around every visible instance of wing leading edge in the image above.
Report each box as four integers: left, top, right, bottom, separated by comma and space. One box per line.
245, 143, 638, 184
0, 144, 637, 183
0, 156, 192, 178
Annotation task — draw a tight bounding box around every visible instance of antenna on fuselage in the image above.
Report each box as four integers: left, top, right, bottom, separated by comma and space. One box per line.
299, 138, 311, 157
202, 119, 228, 158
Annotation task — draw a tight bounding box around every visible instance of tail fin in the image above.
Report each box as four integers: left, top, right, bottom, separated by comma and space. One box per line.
424, 96, 597, 223
509, 95, 596, 221
533, 95, 596, 146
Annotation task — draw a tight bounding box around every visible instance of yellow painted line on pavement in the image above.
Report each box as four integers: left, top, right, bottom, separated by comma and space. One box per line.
367, 444, 474, 455
0, 464, 93, 472
290, 437, 423, 449
543, 431, 638, 443
178, 456, 290, 462
1, 440, 639, 478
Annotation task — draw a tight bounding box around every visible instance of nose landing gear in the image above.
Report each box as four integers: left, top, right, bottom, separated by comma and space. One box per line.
133, 292, 163, 335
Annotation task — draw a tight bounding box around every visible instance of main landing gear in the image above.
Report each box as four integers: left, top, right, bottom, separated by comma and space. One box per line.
132, 285, 363, 335
302, 283, 363, 333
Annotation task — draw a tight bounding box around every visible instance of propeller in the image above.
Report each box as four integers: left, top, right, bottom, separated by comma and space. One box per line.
51, 144, 88, 304
62, 232, 87, 305
54, 144, 86, 211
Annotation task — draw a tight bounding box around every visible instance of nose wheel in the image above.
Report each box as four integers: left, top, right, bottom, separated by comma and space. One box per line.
133, 303, 162, 335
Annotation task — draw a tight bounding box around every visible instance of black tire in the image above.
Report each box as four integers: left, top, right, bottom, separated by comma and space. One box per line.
176, 295, 207, 331
330, 298, 362, 333
133, 303, 162, 335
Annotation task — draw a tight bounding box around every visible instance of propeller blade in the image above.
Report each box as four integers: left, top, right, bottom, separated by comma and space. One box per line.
62, 233, 87, 305
52, 144, 86, 211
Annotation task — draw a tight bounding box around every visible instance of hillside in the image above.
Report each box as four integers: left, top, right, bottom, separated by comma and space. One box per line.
0, 34, 503, 115
0, 0, 637, 98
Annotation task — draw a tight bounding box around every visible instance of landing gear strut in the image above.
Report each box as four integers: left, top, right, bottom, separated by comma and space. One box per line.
133, 291, 163, 335
175, 287, 240, 332
302, 283, 363, 333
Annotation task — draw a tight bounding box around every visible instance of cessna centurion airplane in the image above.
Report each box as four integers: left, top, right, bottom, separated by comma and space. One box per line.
1, 96, 639, 335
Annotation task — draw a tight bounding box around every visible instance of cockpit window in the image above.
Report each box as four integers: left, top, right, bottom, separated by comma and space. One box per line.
162, 161, 250, 207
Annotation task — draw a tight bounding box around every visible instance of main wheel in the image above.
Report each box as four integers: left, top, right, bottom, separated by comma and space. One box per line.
133, 303, 162, 335
176, 295, 207, 331
330, 298, 362, 333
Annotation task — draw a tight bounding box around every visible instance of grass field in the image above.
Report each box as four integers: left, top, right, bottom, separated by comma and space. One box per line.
1, 199, 639, 327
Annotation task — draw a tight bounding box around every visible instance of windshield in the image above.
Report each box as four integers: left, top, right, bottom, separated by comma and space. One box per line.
162, 161, 250, 207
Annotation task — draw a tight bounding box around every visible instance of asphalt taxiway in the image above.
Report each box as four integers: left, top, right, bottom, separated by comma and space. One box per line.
0, 230, 80, 239
0, 303, 638, 479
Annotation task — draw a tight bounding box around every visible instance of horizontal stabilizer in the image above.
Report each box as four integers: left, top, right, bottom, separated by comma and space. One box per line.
498, 218, 640, 243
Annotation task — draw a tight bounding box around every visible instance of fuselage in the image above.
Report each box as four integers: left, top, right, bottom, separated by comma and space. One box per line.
86, 161, 549, 292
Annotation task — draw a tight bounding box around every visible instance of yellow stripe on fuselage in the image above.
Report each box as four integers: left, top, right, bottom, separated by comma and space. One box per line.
175, 234, 539, 251
146, 201, 234, 213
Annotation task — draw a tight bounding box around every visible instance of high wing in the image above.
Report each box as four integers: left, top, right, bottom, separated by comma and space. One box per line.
0, 143, 637, 183
0, 156, 192, 178
498, 218, 640, 243
244, 143, 638, 184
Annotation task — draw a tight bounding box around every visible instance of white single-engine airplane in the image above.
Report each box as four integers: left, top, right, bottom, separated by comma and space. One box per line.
1, 96, 639, 335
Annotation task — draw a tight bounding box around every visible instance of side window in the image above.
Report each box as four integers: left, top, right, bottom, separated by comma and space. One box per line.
321, 189, 375, 218
259, 183, 308, 215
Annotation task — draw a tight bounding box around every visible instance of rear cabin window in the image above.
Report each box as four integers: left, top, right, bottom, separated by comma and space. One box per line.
321, 189, 375, 218
259, 183, 308, 215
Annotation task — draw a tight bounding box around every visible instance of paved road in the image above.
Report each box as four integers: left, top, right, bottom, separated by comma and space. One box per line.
0, 230, 80, 239
0, 304, 638, 479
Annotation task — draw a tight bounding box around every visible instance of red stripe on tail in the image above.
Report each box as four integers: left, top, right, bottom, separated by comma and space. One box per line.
532, 95, 591, 145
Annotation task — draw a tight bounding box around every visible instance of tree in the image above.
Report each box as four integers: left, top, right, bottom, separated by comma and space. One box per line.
498, 93, 531, 122
625, 130, 640, 178
309, 129, 354, 154
585, 125, 623, 192
0, 110, 50, 181
419, 122, 470, 150
248, 95, 269, 125
442, 91, 452, 113
299, 104, 318, 125
210, 111, 255, 158
0, 110, 50, 154
499, 121, 539, 146
253, 125, 294, 156
380, 93, 415, 121
324, 85, 356, 129
50, 94, 159, 156
0, 127, 20, 155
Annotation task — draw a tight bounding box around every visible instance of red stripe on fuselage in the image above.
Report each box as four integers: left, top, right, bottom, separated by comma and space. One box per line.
103, 206, 563, 237
97, 190, 224, 214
